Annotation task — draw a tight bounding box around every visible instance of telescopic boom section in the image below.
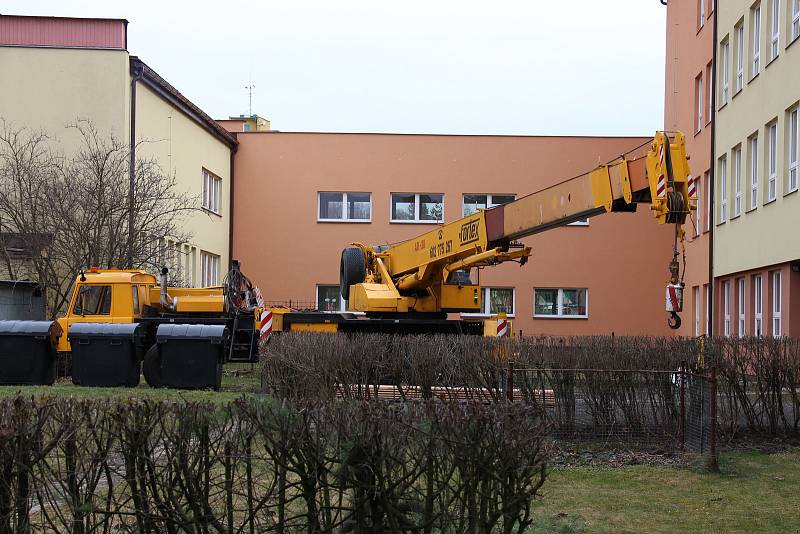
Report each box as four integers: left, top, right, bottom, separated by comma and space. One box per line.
341, 132, 694, 325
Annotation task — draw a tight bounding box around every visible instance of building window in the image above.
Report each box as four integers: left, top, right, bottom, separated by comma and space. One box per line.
723, 280, 731, 337
705, 284, 711, 336
694, 286, 701, 336
749, 135, 759, 209
737, 278, 746, 336
534, 288, 588, 319
754, 274, 763, 336
771, 0, 781, 60
733, 146, 742, 216
752, 3, 762, 77
464, 287, 515, 316
767, 122, 778, 202
391, 193, 443, 223
789, 106, 799, 193
200, 251, 219, 287
706, 63, 713, 123
462, 194, 515, 217
772, 271, 782, 336
735, 23, 745, 92
696, 74, 704, 132
719, 155, 728, 223
695, 175, 703, 236
699, 0, 706, 29
316, 285, 345, 312
704, 171, 711, 231
202, 169, 222, 214
318, 192, 371, 222
720, 39, 730, 105
792, 0, 800, 40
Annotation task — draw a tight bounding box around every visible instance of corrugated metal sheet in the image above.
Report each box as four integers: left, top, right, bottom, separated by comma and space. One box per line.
0, 15, 127, 50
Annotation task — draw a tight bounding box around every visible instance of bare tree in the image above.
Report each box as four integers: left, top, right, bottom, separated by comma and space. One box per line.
0, 118, 199, 317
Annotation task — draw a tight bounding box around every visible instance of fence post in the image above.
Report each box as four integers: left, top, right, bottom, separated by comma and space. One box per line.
707, 365, 719, 472
507, 361, 515, 402
679, 361, 686, 452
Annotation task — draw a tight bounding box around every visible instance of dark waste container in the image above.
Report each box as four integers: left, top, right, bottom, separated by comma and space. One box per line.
68, 323, 142, 387
0, 320, 60, 385
155, 324, 227, 390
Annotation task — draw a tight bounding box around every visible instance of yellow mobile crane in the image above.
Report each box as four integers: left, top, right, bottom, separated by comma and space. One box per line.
273, 131, 694, 335
0, 132, 693, 390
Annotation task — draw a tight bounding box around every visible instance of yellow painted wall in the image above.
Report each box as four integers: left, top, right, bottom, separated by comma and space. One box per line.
714, 0, 800, 276
135, 83, 231, 286
0, 46, 130, 147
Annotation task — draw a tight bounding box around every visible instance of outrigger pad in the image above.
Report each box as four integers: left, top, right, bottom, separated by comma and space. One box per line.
0, 320, 60, 385
155, 324, 227, 390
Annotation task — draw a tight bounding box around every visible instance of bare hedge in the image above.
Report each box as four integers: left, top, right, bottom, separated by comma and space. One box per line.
0, 396, 547, 533
263, 333, 800, 437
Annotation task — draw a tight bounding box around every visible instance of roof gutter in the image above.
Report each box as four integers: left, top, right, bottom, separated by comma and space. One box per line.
708, 4, 717, 337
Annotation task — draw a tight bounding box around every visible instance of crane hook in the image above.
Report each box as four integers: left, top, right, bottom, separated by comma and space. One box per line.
668, 311, 681, 330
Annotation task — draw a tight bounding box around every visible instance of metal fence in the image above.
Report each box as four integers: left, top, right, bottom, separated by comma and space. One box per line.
505, 364, 719, 467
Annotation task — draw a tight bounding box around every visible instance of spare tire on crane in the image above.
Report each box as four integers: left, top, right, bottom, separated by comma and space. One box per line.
340, 247, 366, 300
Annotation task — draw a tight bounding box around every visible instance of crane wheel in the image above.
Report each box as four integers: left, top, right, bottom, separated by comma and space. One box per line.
142, 344, 163, 388
340, 247, 366, 300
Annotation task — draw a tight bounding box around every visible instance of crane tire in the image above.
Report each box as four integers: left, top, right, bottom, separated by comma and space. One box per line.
143, 344, 163, 388
340, 247, 366, 300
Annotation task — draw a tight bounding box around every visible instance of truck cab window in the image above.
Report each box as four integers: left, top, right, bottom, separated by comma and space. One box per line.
73, 285, 112, 315
132, 285, 140, 314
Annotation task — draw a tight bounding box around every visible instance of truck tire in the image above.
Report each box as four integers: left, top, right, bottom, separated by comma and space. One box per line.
143, 344, 163, 388
340, 247, 366, 300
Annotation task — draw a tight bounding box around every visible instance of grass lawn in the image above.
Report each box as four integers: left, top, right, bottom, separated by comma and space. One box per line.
532, 449, 800, 533
0, 363, 261, 403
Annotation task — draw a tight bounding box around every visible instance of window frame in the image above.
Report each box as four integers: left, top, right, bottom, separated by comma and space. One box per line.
767, 122, 778, 202
695, 175, 703, 236
462, 287, 516, 317
750, 135, 760, 210
390, 192, 444, 224
752, 4, 762, 78
718, 155, 728, 223
723, 280, 731, 337
772, 271, 782, 336
317, 191, 373, 223
696, 74, 704, 132
200, 251, 220, 287
736, 23, 745, 92
72, 284, 113, 316
533, 288, 589, 319
694, 286, 702, 336
771, 0, 781, 60
201, 168, 222, 215
789, 106, 799, 193
754, 274, 763, 336
721, 38, 730, 105
733, 146, 742, 217
461, 194, 516, 217
792, 0, 800, 41
737, 278, 746, 336
699, 0, 706, 29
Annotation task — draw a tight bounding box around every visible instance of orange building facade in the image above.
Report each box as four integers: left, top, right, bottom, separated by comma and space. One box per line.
231, 132, 680, 336
663, 0, 715, 336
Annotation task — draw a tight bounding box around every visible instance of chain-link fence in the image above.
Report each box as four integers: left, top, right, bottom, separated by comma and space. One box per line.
507, 364, 719, 467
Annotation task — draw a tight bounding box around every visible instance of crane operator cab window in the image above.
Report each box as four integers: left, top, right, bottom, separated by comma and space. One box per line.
73, 285, 112, 316
447, 268, 476, 286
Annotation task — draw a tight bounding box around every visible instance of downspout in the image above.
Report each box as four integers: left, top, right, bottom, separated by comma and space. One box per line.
128, 60, 144, 269
708, 5, 717, 337
228, 135, 238, 269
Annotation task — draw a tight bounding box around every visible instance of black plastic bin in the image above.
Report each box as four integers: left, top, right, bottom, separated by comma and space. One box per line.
155, 324, 227, 390
0, 320, 60, 385
68, 323, 142, 387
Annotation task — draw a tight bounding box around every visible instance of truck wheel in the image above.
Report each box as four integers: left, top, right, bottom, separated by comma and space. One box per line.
340, 247, 366, 300
143, 344, 163, 388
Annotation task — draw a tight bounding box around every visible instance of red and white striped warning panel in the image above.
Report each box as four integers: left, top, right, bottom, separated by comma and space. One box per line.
496, 319, 509, 337
259, 310, 273, 342
687, 175, 696, 198
656, 174, 667, 197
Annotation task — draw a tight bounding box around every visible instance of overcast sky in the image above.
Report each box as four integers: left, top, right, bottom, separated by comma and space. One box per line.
6, 1, 667, 135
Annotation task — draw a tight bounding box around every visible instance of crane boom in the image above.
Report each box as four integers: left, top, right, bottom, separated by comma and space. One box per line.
340, 131, 694, 328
